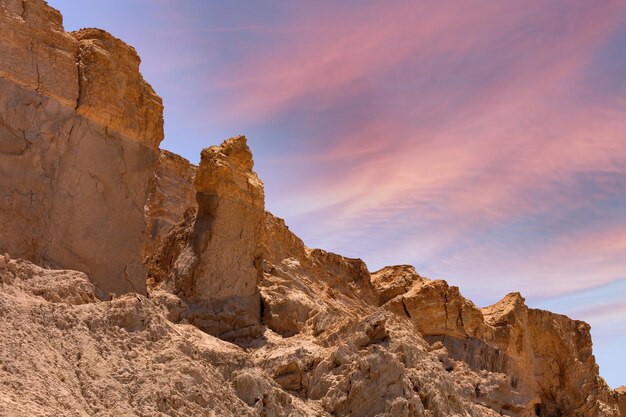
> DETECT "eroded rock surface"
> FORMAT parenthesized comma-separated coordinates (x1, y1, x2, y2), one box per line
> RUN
(373, 266, 621, 416)
(148, 136, 264, 340)
(144, 149, 197, 256)
(0, 0, 162, 296)
(0, 1, 624, 416)
(0, 255, 320, 417)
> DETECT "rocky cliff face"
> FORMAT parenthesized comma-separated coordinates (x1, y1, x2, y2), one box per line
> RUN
(0, 1, 623, 416)
(0, 0, 163, 296)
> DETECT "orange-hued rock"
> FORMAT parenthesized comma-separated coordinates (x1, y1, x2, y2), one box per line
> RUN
(73, 28, 164, 149)
(617, 387, 626, 416)
(0, 2, 163, 147)
(0, 0, 162, 296)
(372, 265, 621, 416)
(0, 0, 78, 107)
(144, 149, 197, 256)
(0, 2, 624, 416)
(190, 135, 265, 302)
(149, 136, 265, 340)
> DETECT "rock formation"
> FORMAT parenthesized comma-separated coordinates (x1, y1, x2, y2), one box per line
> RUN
(0, 0, 163, 296)
(148, 136, 265, 341)
(144, 149, 197, 256)
(0, 1, 623, 416)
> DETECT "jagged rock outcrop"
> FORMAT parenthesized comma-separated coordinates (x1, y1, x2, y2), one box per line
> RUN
(0, 255, 321, 417)
(0, 0, 78, 107)
(617, 388, 626, 416)
(0, 0, 163, 296)
(148, 136, 265, 340)
(73, 28, 164, 148)
(0, 2, 624, 417)
(373, 266, 621, 416)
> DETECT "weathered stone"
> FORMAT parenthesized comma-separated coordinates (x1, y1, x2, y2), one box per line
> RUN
(0, 0, 163, 296)
(73, 28, 164, 149)
(144, 149, 197, 257)
(1, 2, 624, 416)
(151, 135, 264, 340)
(0, 255, 319, 417)
(617, 387, 626, 417)
(371, 264, 421, 304)
(373, 266, 621, 417)
(0, 0, 78, 107)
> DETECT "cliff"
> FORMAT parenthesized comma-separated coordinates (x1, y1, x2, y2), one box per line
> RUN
(0, 1, 623, 416)
(0, 0, 163, 296)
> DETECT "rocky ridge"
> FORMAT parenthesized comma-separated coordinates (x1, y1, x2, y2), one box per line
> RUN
(0, 1, 624, 416)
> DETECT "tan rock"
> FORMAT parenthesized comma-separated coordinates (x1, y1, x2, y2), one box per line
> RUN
(0, 0, 78, 107)
(371, 264, 421, 304)
(0, 2, 163, 148)
(144, 149, 197, 257)
(1, 3, 625, 416)
(617, 387, 626, 417)
(73, 28, 164, 149)
(190, 135, 264, 301)
(374, 266, 622, 416)
(0, 0, 163, 296)
(388, 277, 489, 339)
(150, 135, 264, 340)
(0, 255, 321, 417)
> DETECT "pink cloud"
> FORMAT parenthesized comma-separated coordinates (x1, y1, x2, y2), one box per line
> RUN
(206, 1, 622, 123)
(134, 0, 626, 301)
(252, 0, 626, 298)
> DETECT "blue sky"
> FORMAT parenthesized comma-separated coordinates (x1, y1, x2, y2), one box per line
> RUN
(49, 0, 626, 387)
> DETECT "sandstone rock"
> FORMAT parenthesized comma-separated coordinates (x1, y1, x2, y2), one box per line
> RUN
(1, 3, 624, 416)
(371, 264, 421, 304)
(150, 135, 264, 340)
(189, 135, 264, 301)
(144, 149, 197, 257)
(0, 0, 78, 107)
(386, 276, 490, 340)
(255, 212, 383, 341)
(0, 0, 163, 296)
(73, 28, 164, 149)
(0, 256, 320, 417)
(375, 267, 622, 417)
(617, 387, 626, 417)
(0, 253, 99, 304)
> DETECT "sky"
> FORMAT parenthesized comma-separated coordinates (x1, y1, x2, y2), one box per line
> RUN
(48, 0, 626, 388)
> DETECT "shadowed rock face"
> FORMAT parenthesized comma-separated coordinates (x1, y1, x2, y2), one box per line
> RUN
(0, 1, 624, 416)
(0, 0, 163, 296)
(144, 150, 197, 257)
(617, 388, 626, 416)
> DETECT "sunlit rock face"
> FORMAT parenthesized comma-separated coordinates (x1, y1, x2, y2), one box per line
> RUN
(0, 1, 624, 416)
(148, 136, 265, 340)
(0, 0, 163, 296)
(375, 266, 619, 417)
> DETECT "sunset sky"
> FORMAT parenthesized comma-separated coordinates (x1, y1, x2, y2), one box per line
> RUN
(49, 0, 626, 387)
